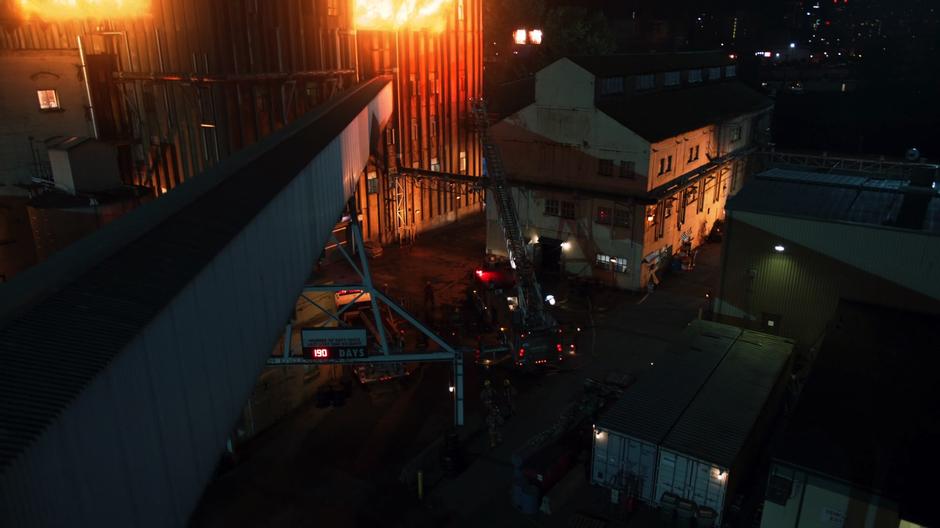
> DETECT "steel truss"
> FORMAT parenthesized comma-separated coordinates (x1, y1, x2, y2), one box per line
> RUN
(266, 213, 464, 426)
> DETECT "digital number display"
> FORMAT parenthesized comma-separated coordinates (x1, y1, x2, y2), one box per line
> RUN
(312, 348, 329, 358)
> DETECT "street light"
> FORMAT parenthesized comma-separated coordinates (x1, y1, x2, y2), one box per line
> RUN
(774, 244, 786, 252)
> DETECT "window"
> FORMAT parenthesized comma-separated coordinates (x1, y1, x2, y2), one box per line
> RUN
(596, 206, 612, 224)
(714, 170, 723, 202)
(666, 155, 673, 173)
(326, 0, 338, 16)
(619, 160, 635, 179)
(664, 200, 673, 218)
(708, 67, 721, 80)
(560, 200, 575, 219)
(37, 89, 60, 110)
(688, 69, 702, 83)
(386, 127, 397, 145)
(430, 116, 437, 137)
(613, 207, 631, 227)
(697, 181, 706, 212)
(725, 65, 737, 77)
(613, 257, 630, 273)
(659, 158, 666, 176)
(595, 254, 612, 268)
(688, 145, 700, 162)
(459, 150, 467, 173)
(636, 74, 655, 90)
(600, 77, 624, 95)
(430, 157, 440, 171)
(366, 170, 378, 194)
(729, 125, 742, 142)
(598, 159, 614, 177)
(664, 71, 680, 86)
(544, 198, 559, 216)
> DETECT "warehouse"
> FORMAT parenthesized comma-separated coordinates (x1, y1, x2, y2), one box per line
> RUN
(759, 301, 940, 528)
(592, 320, 793, 525)
(714, 167, 940, 346)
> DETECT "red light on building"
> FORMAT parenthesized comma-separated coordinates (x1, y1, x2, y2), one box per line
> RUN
(518, 347, 525, 358)
(556, 343, 563, 353)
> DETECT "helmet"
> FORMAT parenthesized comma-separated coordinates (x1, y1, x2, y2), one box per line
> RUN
(503, 379, 511, 387)
(484, 379, 492, 387)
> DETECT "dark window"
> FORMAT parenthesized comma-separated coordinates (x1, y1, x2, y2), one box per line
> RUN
(666, 155, 673, 173)
(619, 160, 636, 178)
(689, 145, 700, 162)
(560, 201, 575, 219)
(688, 69, 702, 83)
(729, 125, 742, 142)
(596, 206, 612, 224)
(544, 198, 559, 216)
(598, 159, 614, 177)
(613, 207, 631, 227)
(664, 71, 680, 86)
(367, 171, 378, 194)
(658, 158, 666, 175)
(725, 65, 737, 77)
(636, 74, 655, 90)
(600, 77, 624, 95)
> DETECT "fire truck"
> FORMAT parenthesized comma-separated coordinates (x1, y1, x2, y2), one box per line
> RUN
(471, 101, 566, 370)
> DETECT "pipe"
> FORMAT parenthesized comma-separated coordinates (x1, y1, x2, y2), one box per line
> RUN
(111, 69, 357, 83)
(77, 35, 99, 139)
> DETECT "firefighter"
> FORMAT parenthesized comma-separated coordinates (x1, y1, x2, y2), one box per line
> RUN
(424, 280, 436, 312)
(502, 378, 517, 419)
(480, 379, 496, 412)
(486, 407, 503, 448)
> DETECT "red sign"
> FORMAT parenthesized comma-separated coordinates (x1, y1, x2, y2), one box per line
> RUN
(311, 348, 329, 359)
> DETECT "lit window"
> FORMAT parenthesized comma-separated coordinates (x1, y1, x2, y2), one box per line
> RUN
(598, 159, 614, 177)
(596, 206, 612, 224)
(431, 157, 440, 171)
(459, 151, 467, 173)
(729, 125, 742, 142)
(613, 257, 630, 273)
(37, 89, 60, 110)
(664, 71, 680, 86)
(688, 69, 702, 83)
(544, 198, 559, 216)
(636, 74, 655, 90)
(600, 77, 623, 95)
(595, 254, 612, 268)
(327, 0, 338, 17)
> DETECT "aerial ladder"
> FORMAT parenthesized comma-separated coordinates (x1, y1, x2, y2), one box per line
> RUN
(471, 99, 561, 367)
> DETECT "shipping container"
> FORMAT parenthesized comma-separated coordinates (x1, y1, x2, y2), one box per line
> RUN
(655, 450, 728, 519)
(591, 320, 743, 501)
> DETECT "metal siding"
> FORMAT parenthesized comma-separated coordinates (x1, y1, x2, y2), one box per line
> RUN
(656, 450, 728, 522)
(0, 80, 393, 526)
(591, 432, 660, 503)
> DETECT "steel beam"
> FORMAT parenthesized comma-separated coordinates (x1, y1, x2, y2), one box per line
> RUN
(266, 352, 457, 366)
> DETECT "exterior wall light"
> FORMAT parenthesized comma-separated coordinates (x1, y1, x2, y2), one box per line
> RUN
(561, 241, 572, 251)
(773, 244, 785, 252)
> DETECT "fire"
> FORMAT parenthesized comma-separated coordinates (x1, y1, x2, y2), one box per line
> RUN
(355, 0, 453, 32)
(17, 0, 150, 21)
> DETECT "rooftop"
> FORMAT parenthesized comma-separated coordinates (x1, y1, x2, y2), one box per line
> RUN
(569, 51, 731, 77)
(726, 168, 940, 234)
(775, 301, 940, 526)
(662, 331, 792, 468)
(597, 81, 772, 142)
(597, 320, 741, 442)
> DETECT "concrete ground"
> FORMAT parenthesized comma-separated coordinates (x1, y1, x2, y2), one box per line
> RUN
(189, 212, 725, 527)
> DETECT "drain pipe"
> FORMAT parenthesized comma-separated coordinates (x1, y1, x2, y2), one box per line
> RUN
(77, 35, 99, 139)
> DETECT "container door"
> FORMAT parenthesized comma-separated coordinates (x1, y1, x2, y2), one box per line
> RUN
(624, 437, 658, 502)
(591, 429, 625, 487)
(655, 449, 694, 504)
(690, 461, 727, 523)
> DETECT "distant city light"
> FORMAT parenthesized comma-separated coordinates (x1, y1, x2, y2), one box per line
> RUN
(789, 42, 796, 48)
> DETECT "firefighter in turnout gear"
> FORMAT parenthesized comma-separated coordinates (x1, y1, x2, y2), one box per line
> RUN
(480, 379, 496, 412)
(481, 379, 503, 448)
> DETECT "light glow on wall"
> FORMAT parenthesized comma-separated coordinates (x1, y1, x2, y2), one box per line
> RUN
(355, 0, 452, 32)
(17, 0, 150, 20)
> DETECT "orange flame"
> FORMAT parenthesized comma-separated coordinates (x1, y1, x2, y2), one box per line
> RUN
(17, 0, 150, 21)
(355, 0, 453, 32)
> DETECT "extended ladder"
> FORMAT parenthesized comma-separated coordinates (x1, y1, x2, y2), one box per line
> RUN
(471, 99, 548, 330)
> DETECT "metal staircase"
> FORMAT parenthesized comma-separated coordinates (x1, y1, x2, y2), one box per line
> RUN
(471, 99, 548, 330)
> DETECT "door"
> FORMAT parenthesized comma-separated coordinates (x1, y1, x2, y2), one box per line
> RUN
(538, 237, 562, 272)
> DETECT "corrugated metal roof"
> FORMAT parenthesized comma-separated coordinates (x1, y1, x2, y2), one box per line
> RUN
(569, 52, 731, 77)
(0, 78, 391, 471)
(596, 321, 742, 442)
(727, 168, 940, 233)
(661, 331, 792, 468)
(597, 82, 772, 142)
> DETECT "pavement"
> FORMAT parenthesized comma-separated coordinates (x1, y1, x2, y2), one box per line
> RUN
(189, 212, 725, 527)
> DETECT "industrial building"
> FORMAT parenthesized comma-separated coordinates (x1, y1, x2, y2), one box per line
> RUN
(759, 301, 940, 528)
(714, 167, 940, 346)
(486, 51, 772, 290)
(592, 320, 793, 525)
(0, 0, 482, 280)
